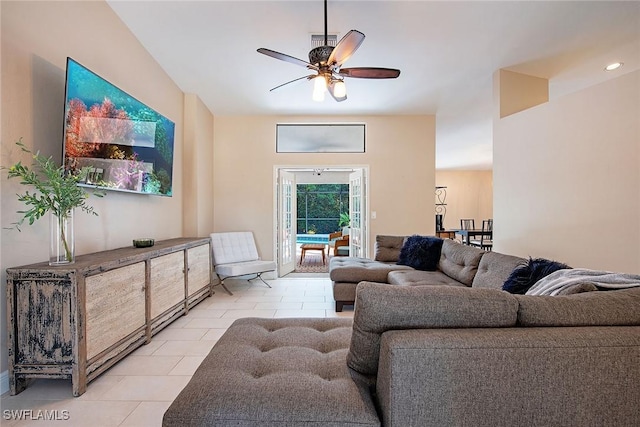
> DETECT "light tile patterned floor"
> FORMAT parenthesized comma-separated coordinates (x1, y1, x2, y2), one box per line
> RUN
(1, 275, 352, 426)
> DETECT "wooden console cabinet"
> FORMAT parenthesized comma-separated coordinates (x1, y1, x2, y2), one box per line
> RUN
(6, 237, 212, 396)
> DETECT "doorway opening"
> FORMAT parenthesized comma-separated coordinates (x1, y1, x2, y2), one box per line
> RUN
(274, 166, 369, 277)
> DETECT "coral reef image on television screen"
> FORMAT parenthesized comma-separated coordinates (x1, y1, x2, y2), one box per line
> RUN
(63, 58, 175, 196)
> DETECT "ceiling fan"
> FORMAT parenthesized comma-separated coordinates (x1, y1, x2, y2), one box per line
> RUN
(257, 0, 401, 102)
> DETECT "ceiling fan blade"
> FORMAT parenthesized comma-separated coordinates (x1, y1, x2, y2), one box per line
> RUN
(327, 30, 365, 67)
(328, 81, 347, 102)
(339, 67, 401, 79)
(257, 48, 319, 70)
(270, 75, 315, 92)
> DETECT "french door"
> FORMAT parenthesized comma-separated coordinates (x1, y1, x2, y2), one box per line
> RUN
(277, 170, 297, 276)
(275, 166, 368, 276)
(349, 169, 367, 258)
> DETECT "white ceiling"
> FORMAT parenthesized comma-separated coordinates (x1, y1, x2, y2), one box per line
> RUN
(107, 0, 640, 169)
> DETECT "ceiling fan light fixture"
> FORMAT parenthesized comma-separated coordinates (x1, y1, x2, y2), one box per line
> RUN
(312, 75, 327, 101)
(333, 80, 347, 98)
(257, 0, 400, 101)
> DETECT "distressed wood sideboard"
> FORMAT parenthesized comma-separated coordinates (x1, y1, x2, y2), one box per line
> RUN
(6, 237, 213, 397)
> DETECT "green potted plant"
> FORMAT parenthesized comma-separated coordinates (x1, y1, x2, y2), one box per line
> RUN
(3, 139, 104, 265)
(338, 213, 351, 228)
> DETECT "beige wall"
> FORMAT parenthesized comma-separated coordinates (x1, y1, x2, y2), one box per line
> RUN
(213, 115, 436, 259)
(435, 170, 493, 231)
(1, 1, 187, 375)
(183, 94, 215, 237)
(494, 70, 640, 274)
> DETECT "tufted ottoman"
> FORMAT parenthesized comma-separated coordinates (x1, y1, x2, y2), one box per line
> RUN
(163, 317, 380, 427)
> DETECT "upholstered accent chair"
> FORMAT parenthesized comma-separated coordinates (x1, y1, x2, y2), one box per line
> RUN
(210, 231, 276, 295)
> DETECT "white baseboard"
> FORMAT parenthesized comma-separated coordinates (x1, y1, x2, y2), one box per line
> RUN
(1, 370, 9, 395)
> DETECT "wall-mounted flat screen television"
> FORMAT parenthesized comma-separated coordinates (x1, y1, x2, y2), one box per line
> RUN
(62, 57, 175, 196)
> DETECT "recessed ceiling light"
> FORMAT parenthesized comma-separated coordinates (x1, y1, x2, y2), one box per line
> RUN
(604, 62, 623, 72)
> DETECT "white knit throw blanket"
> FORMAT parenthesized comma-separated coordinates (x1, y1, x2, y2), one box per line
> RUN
(526, 268, 640, 296)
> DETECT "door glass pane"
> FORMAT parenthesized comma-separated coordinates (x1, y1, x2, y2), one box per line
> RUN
(282, 177, 292, 264)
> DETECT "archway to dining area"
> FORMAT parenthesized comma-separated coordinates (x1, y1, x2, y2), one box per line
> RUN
(435, 169, 493, 242)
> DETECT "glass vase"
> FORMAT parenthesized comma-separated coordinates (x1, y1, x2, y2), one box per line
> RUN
(50, 209, 74, 265)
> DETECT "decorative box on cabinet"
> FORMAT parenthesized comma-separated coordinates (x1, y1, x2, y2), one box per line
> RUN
(6, 237, 212, 397)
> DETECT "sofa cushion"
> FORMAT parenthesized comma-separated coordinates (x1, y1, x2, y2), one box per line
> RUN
(502, 257, 571, 294)
(397, 235, 444, 271)
(387, 269, 467, 287)
(163, 317, 380, 427)
(438, 239, 486, 286)
(374, 235, 406, 262)
(329, 257, 411, 283)
(515, 287, 640, 326)
(347, 282, 519, 376)
(471, 251, 527, 290)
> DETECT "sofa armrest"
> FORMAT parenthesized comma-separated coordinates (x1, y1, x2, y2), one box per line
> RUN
(376, 326, 640, 427)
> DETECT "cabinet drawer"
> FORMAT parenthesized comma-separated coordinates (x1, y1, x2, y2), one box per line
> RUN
(85, 263, 146, 360)
(187, 244, 211, 296)
(150, 251, 185, 319)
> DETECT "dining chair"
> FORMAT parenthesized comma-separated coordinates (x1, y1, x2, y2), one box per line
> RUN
(470, 219, 493, 251)
(459, 219, 475, 244)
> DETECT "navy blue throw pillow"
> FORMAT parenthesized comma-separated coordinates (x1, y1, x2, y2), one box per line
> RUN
(502, 257, 571, 294)
(397, 235, 444, 271)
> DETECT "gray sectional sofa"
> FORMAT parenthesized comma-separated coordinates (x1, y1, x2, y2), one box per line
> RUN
(164, 235, 640, 426)
(330, 235, 524, 311)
